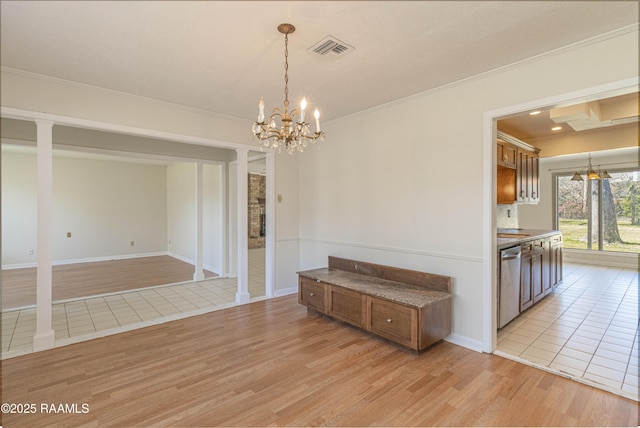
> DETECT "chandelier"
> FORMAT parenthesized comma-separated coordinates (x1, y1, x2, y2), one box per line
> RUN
(570, 153, 612, 181)
(252, 23, 324, 154)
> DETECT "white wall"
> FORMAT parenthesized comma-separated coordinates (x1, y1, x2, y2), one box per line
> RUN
(298, 28, 639, 350)
(1, 150, 37, 266)
(166, 162, 225, 274)
(274, 153, 300, 294)
(2, 149, 168, 267)
(166, 163, 196, 263)
(203, 164, 224, 274)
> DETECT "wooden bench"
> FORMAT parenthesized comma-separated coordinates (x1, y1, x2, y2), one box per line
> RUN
(297, 256, 452, 351)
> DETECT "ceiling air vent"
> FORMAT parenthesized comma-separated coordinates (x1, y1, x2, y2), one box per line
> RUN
(308, 36, 354, 59)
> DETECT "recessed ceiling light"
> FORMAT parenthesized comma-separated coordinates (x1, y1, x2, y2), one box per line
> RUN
(529, 110, 542, 115)
(551, 126, 562, 131)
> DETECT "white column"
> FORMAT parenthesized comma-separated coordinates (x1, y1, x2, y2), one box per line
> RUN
(193, 162, 205, 281)
(33, 119, 55, 351)
(235, 149, 250, 304)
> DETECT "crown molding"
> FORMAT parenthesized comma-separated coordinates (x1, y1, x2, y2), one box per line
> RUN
(0, 66, 252, 124)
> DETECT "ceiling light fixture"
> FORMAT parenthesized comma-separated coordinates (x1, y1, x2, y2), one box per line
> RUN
(551, 126, 563, 131)
(570, 153, 612, 181)
(529, 110, 542, 115)
(252, 23, 325, 155)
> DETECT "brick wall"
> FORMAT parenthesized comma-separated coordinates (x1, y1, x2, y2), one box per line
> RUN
(248, 174, 266, 249)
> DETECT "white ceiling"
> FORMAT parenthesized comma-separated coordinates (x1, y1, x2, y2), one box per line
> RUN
(1, 1, 638, 124)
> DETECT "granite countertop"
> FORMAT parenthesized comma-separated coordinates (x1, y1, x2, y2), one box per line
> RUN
(497, 228, 561, 249)
(297, 268, 451, 309)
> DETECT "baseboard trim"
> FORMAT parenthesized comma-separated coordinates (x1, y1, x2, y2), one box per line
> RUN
(274, 287, 298, 297)
(444, 333, 483, 353)
(2, 252, 169, 270)
(167, 252, 221, 276)
(564, 249, 639, 269)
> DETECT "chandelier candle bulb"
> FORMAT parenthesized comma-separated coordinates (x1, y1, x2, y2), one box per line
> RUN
(314, 108, 321, 132)
(300, 98, 307, 122)
(258, 96, 265, 122)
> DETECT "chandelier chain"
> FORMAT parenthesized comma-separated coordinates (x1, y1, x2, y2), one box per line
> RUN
(283, 33, 289, 108)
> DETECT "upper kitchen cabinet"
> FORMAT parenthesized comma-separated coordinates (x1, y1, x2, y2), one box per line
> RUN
(497, 138, 517, 169)
(516, 147, 540, 203)
(496, 131, 540, 205)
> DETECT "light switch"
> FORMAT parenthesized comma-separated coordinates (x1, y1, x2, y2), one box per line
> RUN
(277, 194, 283, 203)
(67, 232, 72, 238)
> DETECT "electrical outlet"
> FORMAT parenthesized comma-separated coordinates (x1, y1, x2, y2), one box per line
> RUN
(29, 249, 34, 256)
(130, 241, 135, 246)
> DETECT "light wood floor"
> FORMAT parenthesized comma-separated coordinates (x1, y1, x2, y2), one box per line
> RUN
(1, 256, 217, 309)
(1, 295, 637, 427)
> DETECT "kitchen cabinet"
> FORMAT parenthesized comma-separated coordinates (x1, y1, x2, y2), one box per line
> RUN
(497, 167, 517, 205)
(531, 239, 549, 303)
(516, 148, 540, 203)
(520, 242, 534, 311)
(550, 235, 563, 288)
(517, 235, 558, 313)
(496, 131, 540, 205)
(497, 138, 517, 168)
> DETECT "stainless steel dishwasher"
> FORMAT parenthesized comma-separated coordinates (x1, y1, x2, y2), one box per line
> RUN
(499, 246, 521, 329)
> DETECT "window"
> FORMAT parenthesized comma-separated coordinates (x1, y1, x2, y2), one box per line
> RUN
(555, 169, 640, 253)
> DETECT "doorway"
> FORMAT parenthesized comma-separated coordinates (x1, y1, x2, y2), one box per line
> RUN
(483, 78, 639, 400)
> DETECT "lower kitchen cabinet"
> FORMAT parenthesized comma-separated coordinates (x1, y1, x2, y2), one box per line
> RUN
(520, 242, 534, 312)
(531, 239, 550, 304)
(518, 234, 561, 313)
(550, 235, 563, 288)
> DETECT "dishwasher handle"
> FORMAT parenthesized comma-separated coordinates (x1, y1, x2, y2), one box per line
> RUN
(502, 253, 521, 261)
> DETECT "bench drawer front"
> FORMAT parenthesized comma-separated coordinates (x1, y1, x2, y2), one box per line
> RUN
(368, 297, 417, 349)
(299, 277, 326, 312)
(328, 286, 365, 328)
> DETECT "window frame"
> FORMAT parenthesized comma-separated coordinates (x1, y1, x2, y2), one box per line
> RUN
(553, 166, 640, 253)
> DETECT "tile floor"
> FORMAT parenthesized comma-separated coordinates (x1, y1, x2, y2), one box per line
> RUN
(497, 262, 639, 401)
(1, 249, 267, 359)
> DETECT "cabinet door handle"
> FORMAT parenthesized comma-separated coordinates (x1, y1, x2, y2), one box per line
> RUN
(310, 292, 315, 297)
(387, 318, 393, 323)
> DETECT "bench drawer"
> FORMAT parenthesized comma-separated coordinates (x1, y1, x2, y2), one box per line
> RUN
(328, 286, 365, 328)
(299, 277, 326, 312)
(367, 297, 417, 349)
